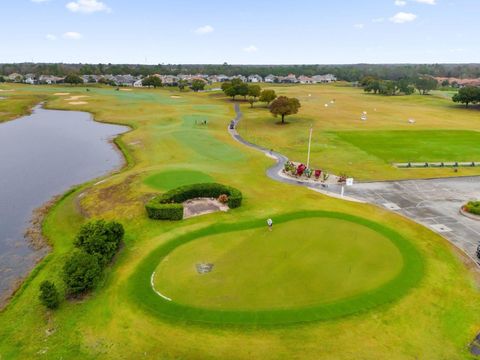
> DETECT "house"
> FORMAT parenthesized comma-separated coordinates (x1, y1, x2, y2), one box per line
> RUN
(8, 73, 23, 82)
(264, 74, 277, 83)
(279, 74, 297, 83)
(161, 75, 179, 86)
(298, 75, 314, 84)
(133, 79, 143, 87)
(39, 75, 64, 84)
(312, 74, 337, 83)
(247, 74, 263, 83)
(113, 74, 137, 86)
(232, 75, 247, 82)
(24, 74, 36, 84)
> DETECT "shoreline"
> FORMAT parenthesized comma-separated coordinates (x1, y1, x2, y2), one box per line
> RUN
(0, 102, 132, 312)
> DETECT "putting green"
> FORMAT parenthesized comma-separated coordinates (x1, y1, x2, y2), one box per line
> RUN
(143, 169, 213, 190)
(129, 211, 423, 325)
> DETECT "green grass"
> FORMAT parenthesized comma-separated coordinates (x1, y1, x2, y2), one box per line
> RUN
(334, 130, 480, 163)
(143, 169, 214, 190)
(131, 211, 422, 325)
(0, 83, 479, 359)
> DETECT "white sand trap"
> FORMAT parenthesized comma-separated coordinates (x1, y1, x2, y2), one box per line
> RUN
(183, 198, 229, 219)
(120, 88, 132, 91)
(53, 92, 70, 96)
(65, 95, 89, 101)
(170, 95, 181, 99)
(0, 89, 14, 92)
(69, 101, 88, 105)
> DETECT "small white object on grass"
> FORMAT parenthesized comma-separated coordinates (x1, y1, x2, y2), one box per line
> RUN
(308, 94, 312, 97)
(408, 118, 416, 124)
(324, 104, 328, 107)
(330, 100, 334, 104)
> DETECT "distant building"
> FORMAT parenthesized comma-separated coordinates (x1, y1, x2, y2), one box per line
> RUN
(8, 73, 23, 82)
(24, 74, 36, 84)
(264, 74, 277, 83)
(312, 74, 337, 83)
(247, 74, 263, 83)
(298, 75, 314, 84)
(39, 75, 64, 84)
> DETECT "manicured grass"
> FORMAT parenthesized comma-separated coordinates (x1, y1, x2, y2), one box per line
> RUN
(237, 83, 480, 180)
(0, 84, 479, 359)
(334, 130, 480, 163)
(141, 211, 420, 325)
(143, 169, 214, 190)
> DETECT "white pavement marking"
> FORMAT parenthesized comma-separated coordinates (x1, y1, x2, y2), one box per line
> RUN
(383, 202, 401, 210)
(430, 224, 453, 233)
(150, 271, 172, 301)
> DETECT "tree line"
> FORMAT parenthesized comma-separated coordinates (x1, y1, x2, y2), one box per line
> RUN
(3, 62, 480, 82)
(360, 76, 438, 96)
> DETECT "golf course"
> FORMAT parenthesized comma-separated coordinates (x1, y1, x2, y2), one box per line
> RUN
(0, 82, 480, 359)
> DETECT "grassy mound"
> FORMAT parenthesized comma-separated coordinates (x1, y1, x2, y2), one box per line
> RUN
(129, 211, 423, 325)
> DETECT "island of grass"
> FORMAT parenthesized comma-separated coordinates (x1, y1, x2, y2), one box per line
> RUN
(145, 183, 242, 220)
(130, 211, 423, 325)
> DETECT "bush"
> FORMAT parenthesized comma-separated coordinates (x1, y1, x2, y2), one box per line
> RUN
(39, 280, 60, 309)
(74, 220, 124, 266)
(218, 194, 228, 204)
(145, 203, 183, 220)
(63, 252, 102, 296)
(146, 183, 243, 220)
(465, 201, 480, 215)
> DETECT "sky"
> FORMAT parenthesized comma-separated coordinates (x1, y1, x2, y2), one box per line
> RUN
(1, 0, 479, 64)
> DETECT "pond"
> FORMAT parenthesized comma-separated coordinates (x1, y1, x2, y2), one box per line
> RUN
(0, 105, 128, 306)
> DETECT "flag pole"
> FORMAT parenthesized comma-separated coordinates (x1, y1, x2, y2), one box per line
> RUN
(306, 124, 313, 168)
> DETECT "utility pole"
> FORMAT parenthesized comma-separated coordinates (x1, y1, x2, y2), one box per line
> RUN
(306, 124, 313, 168)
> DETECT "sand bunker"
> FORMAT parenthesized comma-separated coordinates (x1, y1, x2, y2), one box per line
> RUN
(183, 198, 229, 219)
(69, 101, 88, 105)
(0, 89, 14, 92)
(120, 88, 132, 91)
(53, 92, 70, 96)
(170, 95, 181, 99)
(65, 95, 89, 101)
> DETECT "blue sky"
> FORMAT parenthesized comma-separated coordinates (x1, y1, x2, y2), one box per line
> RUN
(1, 0, 478, 64)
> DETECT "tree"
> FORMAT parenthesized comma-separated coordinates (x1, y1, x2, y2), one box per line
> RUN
(363, 79, 381, 94)
(397, 79, 415, 95)
(259, 89, 277, 105)
(74, 220, 124, 266)
(142, 76, 162, 88)
(414, 77, 437, 95)
(247, 84, 261, 99)
(178, 79, 188, 91)
(39, 280, 60, 309)
(63, 252, 102, 295)
(191, 79, 206, 92)
(64, 74, 83, 85)
(247, 96, 257, 108)
(221, 78, 248, 100)
(98, 77, 116, 86)
(269, 96, 301, 124)
(0, 76, 5, 83)
(453, 86, 480, 108)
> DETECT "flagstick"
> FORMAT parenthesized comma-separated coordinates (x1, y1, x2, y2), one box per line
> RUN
(306, 125, 313, 168)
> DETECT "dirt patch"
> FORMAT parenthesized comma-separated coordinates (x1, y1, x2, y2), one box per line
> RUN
(0, 89, 14, 92)
(69, 101, 88, 105)
(183, 198, 229, 219)
(53, 92, 70, 96)
(120, 89, 132, 91)
(65, 95, 89, 101)
(24, 195, 60, 250)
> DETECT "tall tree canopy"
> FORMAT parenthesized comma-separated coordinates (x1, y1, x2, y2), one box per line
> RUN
(453, 86, 480, 108)
(142, 75, 162, 88)
(269, 96, 301, 124)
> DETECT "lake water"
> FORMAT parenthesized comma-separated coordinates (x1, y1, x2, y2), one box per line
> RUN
(0, 105, 128, 306)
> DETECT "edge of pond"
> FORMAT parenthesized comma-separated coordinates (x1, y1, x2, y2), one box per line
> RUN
(0, 102, 135, 312)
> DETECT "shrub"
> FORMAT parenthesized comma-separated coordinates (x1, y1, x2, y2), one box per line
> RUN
(146, 202, 184, 220)
(63, 252, 102, 296)
(74, 220, 124, 266)
(465, 201, 480, 215)
(146, 183, 243, 220)
(39, 280, 60, 309)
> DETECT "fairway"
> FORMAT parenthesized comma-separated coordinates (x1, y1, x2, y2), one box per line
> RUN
(335, 130, 480, 163)
(143, 169, 213, 190)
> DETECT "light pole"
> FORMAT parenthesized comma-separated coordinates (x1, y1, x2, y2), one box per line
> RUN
(306, 124, 313, 168)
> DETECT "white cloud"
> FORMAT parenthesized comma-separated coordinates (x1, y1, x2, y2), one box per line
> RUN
(413, 0, 436, 4)
(243, 45, 258, 53)
(66, 0, 111, 13)
(394, 0, 407, 6)
(354, 23, 365, 29)
(31, 0, 50, 2)
(194, 25, 214, 35)
(372, 17, 385, 23)
(62, 31, 83, 40)
(390, 12, 417, 23)
(46, 34, 57, 40)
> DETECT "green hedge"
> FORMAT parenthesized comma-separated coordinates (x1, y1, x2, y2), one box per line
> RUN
(146, 203, 184, 220)
(465, 201, 480, 215)
(146, 183, 243, 220)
